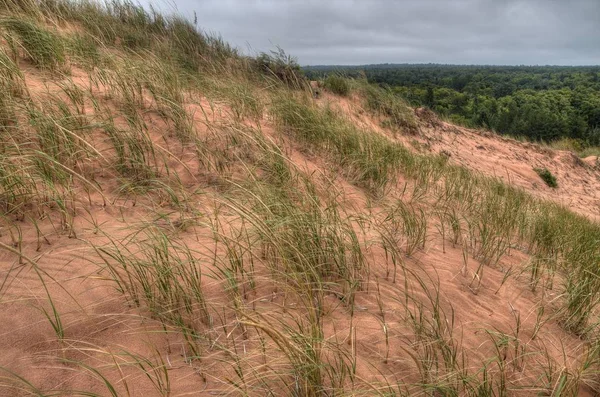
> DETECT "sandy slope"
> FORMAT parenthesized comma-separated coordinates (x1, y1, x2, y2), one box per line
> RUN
(1, 67, 599, 396)
(322, 91, 600, 220)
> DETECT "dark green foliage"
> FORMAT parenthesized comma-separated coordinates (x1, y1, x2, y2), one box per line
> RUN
(1, 18, 65, 70)
(305, 64, 600, 146)
(534, 167, 558, 188)
(323, 75, 350, 96)
(425, 86, 435, 108)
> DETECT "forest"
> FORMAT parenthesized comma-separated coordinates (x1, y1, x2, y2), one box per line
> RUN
(304, 64, 600, 146)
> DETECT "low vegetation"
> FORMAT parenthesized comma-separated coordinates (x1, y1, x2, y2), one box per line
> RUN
(1, 17, 66, 71)
(534, 167, 558, 188)
(305, 64, 600, 147)
(357, 80, 419, 133)
(0, 0, 600, 396)
(323, 74, 350, 96)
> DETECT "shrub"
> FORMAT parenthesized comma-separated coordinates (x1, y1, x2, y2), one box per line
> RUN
(323, 74, 350, 96)
(534, 167, 558, 188)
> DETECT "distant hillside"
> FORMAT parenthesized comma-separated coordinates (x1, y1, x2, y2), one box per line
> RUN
(305, 64, 600, 147)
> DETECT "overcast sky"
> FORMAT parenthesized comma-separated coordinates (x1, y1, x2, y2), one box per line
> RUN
(146, 0, 600, 66)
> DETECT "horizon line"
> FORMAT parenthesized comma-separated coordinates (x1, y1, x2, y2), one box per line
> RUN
(302, 62, 600, 68)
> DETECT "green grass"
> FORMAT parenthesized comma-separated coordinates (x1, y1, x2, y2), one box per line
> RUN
(272, 93, 409, 195)
(0, 46, 26, 97)
(66, 32, 101, 68)
(357, 80, 419, 134)
(547, 137, 600, 159)
(323, 74, 350, 96)
(534, 167, 558, 188)
(270, 86, 600, 335)
(255, 47, 305, 89)
(1, 18, 65, 71)
(382, 200, 427, 257)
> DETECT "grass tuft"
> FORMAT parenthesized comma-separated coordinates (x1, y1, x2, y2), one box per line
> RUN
(323, 74, 350, 96)
(1, 17, 65, 71)
(534, 167, 558, 188)
(358, 81, 419, 134)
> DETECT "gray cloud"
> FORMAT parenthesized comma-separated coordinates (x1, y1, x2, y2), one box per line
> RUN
(145, 0, 600, 65)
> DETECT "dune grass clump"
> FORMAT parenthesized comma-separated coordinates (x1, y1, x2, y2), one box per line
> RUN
(0, 46, 25, 96)
(1, 18, 65, 71)
(95, 229, 211, 327)
(534, 167, 558, 188)
(245, 177, 365, 299)
(3, 0, 241, 74)
(0, 94, 13, 131)
(0, 49, 22, 131)
(66, 33, 101, 68)
(212, 151, 364, 395)
(28, 108, 82, 180)
(255, 47, 306, 89)
(272, 93, 409, 195)
(359, 82, 419, 134)
(0, 49, 23, 132)
(0, 154, 38, 217)
(323, 74, 350, 96)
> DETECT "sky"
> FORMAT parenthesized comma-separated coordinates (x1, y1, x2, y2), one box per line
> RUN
(146, 0, 600, 66)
